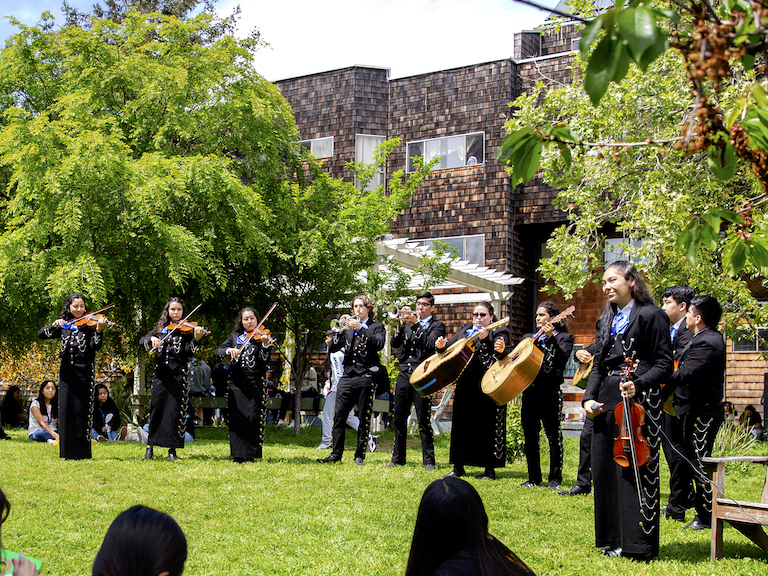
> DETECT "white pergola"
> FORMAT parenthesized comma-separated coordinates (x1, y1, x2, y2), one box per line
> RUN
(375, 237, 525, 315)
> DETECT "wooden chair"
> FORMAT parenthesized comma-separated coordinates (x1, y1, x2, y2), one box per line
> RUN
(702, 455, 768, 560)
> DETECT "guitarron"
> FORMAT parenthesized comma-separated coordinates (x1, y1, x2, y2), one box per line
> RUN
(481, 306, 575, 405)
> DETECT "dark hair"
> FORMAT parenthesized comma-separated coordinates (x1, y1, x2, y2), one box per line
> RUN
(416, 291, 435, 306)
(536, 301, 569, 332)
(36, 380, 58, 420)
(473, 301, 495, 321)
(60, 293, 87, 320)
(233, 306, 257, 333)
(595, 261, 653, 350)
(93, 383, 112, 407)
(690, 295, 722, 328)
(156, 297, 184, 333)
(405, 477, 525, 576)
(92, 505, 187, 576)
(352, 294, 375, 320)
(724, 401, 736, 416)
(0, 487, 8, 551)
(661, 285, 694, 308)
(3, 385, 20, 403)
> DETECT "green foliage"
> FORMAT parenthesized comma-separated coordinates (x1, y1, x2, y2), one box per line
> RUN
(0, 10, 298, 341)
(505, 398, 525, 462)
(712, 419, 758, 456)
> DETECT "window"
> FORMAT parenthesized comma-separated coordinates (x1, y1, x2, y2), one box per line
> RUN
(604, 237, 645, 265)
(732, 329, 768, 352)
(571, 38, 580, 51)
(406, 132, 485, 173)
(355, 134, 386, 191)
(298, 136, 333, 159)
(412, 234, 485, 266)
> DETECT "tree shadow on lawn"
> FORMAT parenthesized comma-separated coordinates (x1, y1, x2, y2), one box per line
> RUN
(660, 539, 768, 562)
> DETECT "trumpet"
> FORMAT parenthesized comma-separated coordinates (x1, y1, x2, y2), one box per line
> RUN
(388, 305, 415, 321)
(330, 314, 359, 333)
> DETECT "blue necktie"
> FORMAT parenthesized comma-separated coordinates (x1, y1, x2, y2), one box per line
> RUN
(611, 311, 628, 336)
(420, 320, 428, 330)
(670, 325, 677, 342)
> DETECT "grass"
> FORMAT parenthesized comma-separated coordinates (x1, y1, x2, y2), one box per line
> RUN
(1, 425, 768, 576)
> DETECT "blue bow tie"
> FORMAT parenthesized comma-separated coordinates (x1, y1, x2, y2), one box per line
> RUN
(611, 311, 629, 336)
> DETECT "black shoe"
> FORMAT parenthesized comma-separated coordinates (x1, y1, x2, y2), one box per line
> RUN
(168, 448, 178, 461)
(144, 446, 154, 460)
(558, 484, 590, 496)
(424, 464, 436, 471)
(354, 457, 365, 466)
(317, 455, 341, 463)
(446, 465, 465, 477)
(546, 480, 561, 490)
(662, 505, 685, 522)
(383, 462, 403, 468)
(520, 480, 540, 488)
(684, 517, 709, 530)
(480, 468, 496, 480)
(600, 547, 622, 557)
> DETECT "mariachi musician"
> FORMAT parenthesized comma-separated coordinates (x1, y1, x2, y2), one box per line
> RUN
(582, 261, 672, 559)
(317, 295, 385, 466)
(436, 301, 510, 480)
(520, 301, 574, 490)
(386, 291, 445, 471)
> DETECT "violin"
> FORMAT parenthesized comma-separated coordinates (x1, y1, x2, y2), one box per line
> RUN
(63, 304, 118, 329)
(166, 320, 211, 336)
(613, 357, 650, 469)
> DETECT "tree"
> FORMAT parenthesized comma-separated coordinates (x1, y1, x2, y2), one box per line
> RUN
(0, 10, 297, 344)
(231, 141, 436, 435)
(499, 0, 768, 336)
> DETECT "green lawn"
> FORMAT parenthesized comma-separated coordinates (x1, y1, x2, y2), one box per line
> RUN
(1, 426, 767, 575)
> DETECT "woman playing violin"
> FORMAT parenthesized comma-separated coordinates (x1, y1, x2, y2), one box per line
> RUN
(139, 297, 206, 461)
(436, 302, 510, 480)
(215, 307, 272, 462)
(582, 261, 672, 559)
(38, 293, 108, 460)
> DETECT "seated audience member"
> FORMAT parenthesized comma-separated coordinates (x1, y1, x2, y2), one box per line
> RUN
(405, 477, 536, 576)
(723, 401, 737, 421)
(740, 404, 763, 437)
(91, 384, 127, 442)
(277, 366, 320, 427)
(2, 386, 27, 429)
(0, 487, 40, 576)
(92, 505, 187, 576)
(27, 381, 59, 444)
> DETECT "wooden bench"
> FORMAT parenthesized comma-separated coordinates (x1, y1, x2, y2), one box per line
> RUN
(702, 455, 768, 560)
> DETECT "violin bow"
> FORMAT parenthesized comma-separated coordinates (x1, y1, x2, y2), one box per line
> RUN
(63, 303, 116, 328)
(154, 302, 203, 348)
(235, 302, 278, 359)
(620, 356, 645, 510)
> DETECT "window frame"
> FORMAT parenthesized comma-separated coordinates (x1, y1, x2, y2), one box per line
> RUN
(406, 132, 485, 173)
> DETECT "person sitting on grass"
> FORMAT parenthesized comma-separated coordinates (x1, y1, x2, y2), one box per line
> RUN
(27, 381, 59, 445)
(405, 476, 537, 576)
(92, 505, 187, 576)
(1, 386, 27, 429)
(740, 404, 763, 438)
(0, 487, 40, 576)
(91, 384, 127, 442)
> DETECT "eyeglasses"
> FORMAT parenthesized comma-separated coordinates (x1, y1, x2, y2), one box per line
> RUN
(416, 301, 431, 307)
(472, 312, 488, 317)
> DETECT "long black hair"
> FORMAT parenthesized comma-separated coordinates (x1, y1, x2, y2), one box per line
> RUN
(2, 385, 20, 405)
(0, 487, 9, 551)
(233, 306, 257, 333)
(155, 297, 184, 333)
(595, 261, 653, 350)
(35, 380, 58, 420)
(60, 293, 87, 320)
(405, 477, 533, 576)
(92, 505, 187, 576)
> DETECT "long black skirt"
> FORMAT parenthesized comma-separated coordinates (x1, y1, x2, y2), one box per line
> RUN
(450, 362, 506, 469)
(58, 363, 94, 460)
(148, 365, 187, 449)
(228, 381, 266, 460)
